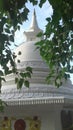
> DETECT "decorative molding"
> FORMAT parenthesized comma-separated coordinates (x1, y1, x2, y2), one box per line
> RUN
(4, 97, 65, 106)
(1, 85, 73, 102)
(16, 61, 48, 69)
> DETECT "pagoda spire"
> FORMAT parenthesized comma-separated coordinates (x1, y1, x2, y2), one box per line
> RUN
(24, 9, 42, 41)
(29, 9, 39, 30)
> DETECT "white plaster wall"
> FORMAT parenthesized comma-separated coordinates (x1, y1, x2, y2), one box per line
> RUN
(15, 41, 42, 63)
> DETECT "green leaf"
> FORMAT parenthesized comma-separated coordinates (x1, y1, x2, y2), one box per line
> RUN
(26, 67, 32, 73)
(1, 78, 6, 82)
(0, 71, 4, 76)
(0, 0, 3, 11)
(29, 0, 38, 5)
(20, 72, 26, 78)
(15, 77, 18, 83)
(17, 78, 24, 89)
(25, 72, 31, 78)
(0, 99, 5, 112)
(39, 0, 46, 7)
(55, 77, 62, 88)
(24, 80, 29, 88)
(37, 32, 43, 37)
(9, 35, 14, 42)
(21, 8, 29, 21)
(5, 28, 10, 33)
(17, 25, 20, 30)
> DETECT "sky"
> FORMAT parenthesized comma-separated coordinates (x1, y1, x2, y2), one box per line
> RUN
(14, 0, 73, 84)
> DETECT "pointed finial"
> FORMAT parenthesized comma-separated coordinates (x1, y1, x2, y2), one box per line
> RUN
(29, 9, 38, 30)
(33, 8, 36, 16)
(24, 9, 43, 41)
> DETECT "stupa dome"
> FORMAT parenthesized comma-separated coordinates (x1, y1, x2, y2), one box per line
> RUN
(15, 9, 43, 65)
(0, 10, 73, 106)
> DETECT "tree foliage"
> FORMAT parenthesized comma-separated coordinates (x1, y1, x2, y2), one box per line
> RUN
(37, 0, 73, 87)
(0, 0, 35, 91)
(0, 0, 73, 110)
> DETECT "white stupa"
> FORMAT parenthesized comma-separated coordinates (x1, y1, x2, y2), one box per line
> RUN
(0, 10, 73, 130)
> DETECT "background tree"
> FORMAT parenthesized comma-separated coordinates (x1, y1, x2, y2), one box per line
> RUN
(37, 0, 73, 87)
(0, 0, 73, 110)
